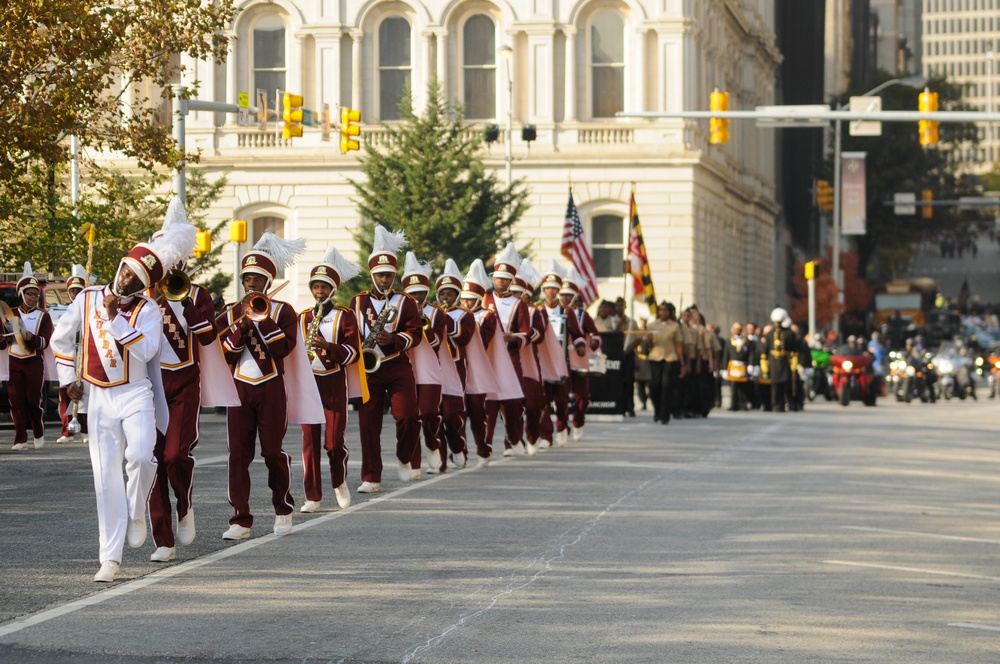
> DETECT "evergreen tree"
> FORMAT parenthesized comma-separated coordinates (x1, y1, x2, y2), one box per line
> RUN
(345, 78, 529, 301)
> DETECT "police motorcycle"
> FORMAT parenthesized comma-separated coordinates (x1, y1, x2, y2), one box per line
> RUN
(931, 338, 976, 400)
(807, 347, 834, 401)
(898, 348, 937, 403)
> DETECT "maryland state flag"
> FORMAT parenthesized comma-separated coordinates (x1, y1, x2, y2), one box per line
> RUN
(627, 193, 657, 316)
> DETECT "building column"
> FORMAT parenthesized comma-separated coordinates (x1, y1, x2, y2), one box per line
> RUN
(315, 33, 343, 111)
(351, 31, 363, 116)
(435, 28, 449, 107)
(527, 31, 553, 123)
(564, 27, 577, 122)
(418, 30, 434, 112)
(633, 28, 646, 113)
(290, 34, 304, 99)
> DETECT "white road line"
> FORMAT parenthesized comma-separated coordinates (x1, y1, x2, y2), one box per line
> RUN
(0, 462, 488, 638)
(194, 454, 228, 466)
(824, 560, 1000, 582)
(842, 526, 1000, 545)
(949, 623, 1000, 632)
(842, 480, 964, 494)
(847, 500, 1000, 517)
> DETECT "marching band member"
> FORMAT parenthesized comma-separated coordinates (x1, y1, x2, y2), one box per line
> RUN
(434, 259, 482, 470)
(349, 226, 423, 492)
(400, 252, 454, 476)
(219, 232, 322, 541)
(539, 260, 585, 447)
(3, 263, 53, 450)
(299, 245, 361, 513)
(561, 267, 601, 441)
(509, 258, 549, 452)
(460, 259, 517, 466)
(53, 235, 182, 582)
(147, 199, 239, 562)
(56, 265, 89, 444)
(483, 243, 532, 456)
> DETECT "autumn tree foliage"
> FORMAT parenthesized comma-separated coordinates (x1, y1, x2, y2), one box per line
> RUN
(791, 246, 875, 328)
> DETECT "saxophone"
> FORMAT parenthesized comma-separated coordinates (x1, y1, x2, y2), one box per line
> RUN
(305, 301, 331, 363)
(361, 304, 398, 373)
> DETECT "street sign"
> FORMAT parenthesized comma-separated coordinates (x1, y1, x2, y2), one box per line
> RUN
(302, 108, 316, 127)
(849, 96, 882, 136)
(238, 91, 249, 108)
(754, 105, 829, 127)
(893, 192, 916, 215)
(237, 91, 250, 127)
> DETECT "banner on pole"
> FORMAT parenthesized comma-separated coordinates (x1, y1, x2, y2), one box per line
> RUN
(840, 151, 868, 235)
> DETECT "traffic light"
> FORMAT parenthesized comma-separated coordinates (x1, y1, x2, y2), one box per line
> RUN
(918, 89, 939, 146)
(194, 230, 211, 258)
(921, 189, 933, 219)
(816, 180, 834, 213)
(283, 92, 304, 140)
(340, 107, 361, 153)
(709, 89, 729, 144)
(804, 260, 819, 281)
(229, 219, 247, 243)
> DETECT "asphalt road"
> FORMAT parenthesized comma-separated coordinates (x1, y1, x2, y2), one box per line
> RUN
(2, 394, 1000, 662)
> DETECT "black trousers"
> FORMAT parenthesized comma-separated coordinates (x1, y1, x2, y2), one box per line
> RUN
(650, 360, 681, 423)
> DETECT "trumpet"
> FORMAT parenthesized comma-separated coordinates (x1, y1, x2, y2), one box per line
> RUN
(216, 281, 289, 328)
(156, 265, 203, 302)
(421, 314, 432, 333)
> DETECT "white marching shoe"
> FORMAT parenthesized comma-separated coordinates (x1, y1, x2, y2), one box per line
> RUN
(126, 516, 147, 548)
(357, 481, 380, 493)
(222, 524, 251, 540)
(572, 426, 584, 441)
(334, 482, 352, 509)
(150, 546, 175, 562)
(555, 429, 569, 447)
(56, 435, 73, 444)
(273, 514, 293, 537)
(502, 447, 515, 457)
(33, 437, 45, 449)
(426, 448, 442, 474)
(450, 452, 467, 469)
(477, 456, 490, 468)
(525, 441, 538, 456)
(410, 468, 422, 481)
(537, 439, 552, 450)
(93, 561, 120, 583)
(300, 500, 321, 513)
(177, 510, 196, 546)
(10, 443, 27, 451)
(397, 460, 412, 482)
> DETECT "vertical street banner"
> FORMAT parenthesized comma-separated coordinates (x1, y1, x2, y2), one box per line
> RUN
(627, 193, 657, 316)
(840, 151, 868, 235)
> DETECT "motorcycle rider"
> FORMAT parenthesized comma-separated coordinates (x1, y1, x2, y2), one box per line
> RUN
(902, 337, 936, 403)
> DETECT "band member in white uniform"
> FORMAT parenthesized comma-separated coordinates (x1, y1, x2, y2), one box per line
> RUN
(53, 232, 191, 582)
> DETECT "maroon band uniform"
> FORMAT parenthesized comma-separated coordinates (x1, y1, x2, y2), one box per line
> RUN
(3, 305, 53, 446)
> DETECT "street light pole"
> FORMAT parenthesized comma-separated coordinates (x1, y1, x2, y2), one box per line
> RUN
(500, 45, 513, 193)
(830, 74, 925, 339)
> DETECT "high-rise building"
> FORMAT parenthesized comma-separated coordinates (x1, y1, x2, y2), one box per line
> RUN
(922, 0, 1000, 169)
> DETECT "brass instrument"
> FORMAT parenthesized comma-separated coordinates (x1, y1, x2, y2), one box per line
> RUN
(421, 314, 432, 333)
(305, 301, 331, 363)
(216, 281, 289, 328)
(361, 304, 398, 373)
(0, 302, 27, 351)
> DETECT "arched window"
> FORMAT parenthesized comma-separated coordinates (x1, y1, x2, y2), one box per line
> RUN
(591, 12, 624, 119)
(590, 213, 624, 278)
(253, 15, 286, 97)
(252, 216, 288, 278)
(379, 17, 412, 120)
(463, 15, 496, 119)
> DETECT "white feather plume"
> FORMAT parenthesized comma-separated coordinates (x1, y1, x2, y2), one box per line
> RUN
(149, 197, 197, 269)
(440, 258, 464, 282)
(21, 262, 33, 280)
(253, 232, 308, 271)
(464, 259, 490, 289)
(518, 258, 543, 289)
(563, 266, 582, 287)
(495, 242, 521, 270)
(370, 224, 408, 258)
(322, 245, 361, 283)
(402, 251, 433, 279)
(543, 258, 566, 279)
(71, 264, 86, 279)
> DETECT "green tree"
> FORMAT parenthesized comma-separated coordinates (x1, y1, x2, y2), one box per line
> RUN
(829, 73, 978, 281)
(0, 168, 230, 296)
(345, 78, 530, 302)
(0, 0, 235, 223)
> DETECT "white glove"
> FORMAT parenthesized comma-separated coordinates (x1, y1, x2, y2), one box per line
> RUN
(720, 370, 728, 380)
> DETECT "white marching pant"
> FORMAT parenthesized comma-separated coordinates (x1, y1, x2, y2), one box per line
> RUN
(87, 379, 158, 564)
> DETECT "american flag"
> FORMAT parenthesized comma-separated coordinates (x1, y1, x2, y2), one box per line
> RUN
(560, 192, 598, 306)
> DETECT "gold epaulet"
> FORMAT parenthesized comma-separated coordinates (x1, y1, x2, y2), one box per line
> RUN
(333, 304, 350, 312)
